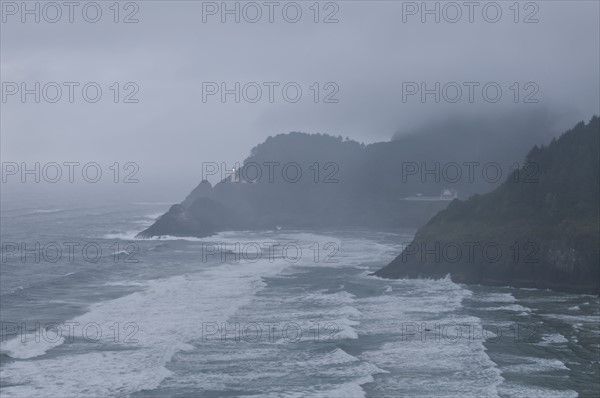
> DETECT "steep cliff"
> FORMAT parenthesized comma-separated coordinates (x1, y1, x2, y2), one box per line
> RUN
(375, 117, 600, 294)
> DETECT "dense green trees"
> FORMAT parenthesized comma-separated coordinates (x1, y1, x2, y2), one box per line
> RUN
(376, 117, 599, 294)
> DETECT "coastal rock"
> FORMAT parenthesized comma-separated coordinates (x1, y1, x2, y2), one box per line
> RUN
(182, 180, 213, 208)
(375, 117, 600, 294)
(136, 197, 234, 238)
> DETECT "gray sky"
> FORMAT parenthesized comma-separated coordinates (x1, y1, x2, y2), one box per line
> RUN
(1, 0, 599, 202)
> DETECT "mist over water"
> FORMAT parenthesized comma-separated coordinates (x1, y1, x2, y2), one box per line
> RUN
(2, 1, 599, 397)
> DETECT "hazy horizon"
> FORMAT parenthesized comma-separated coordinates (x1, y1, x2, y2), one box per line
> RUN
(2, 1, 599, 202)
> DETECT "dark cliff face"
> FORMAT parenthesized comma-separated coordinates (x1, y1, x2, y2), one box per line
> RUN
(181, 180, 213, 208)
(375, 117, 600, 294)
(136, 197, 242, 238)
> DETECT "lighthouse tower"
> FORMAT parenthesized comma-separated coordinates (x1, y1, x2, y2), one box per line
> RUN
(230, 165, 237, 183)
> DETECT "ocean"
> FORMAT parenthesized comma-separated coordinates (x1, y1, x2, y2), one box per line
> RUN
(1, 200, 598, 397)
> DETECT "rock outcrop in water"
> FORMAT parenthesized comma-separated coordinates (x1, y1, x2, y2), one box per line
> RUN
(136, 201, 217, 238)
(375, 117, 600, 294)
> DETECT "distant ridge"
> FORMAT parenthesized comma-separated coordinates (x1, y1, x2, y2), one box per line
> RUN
(137, 114, 558, 239)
